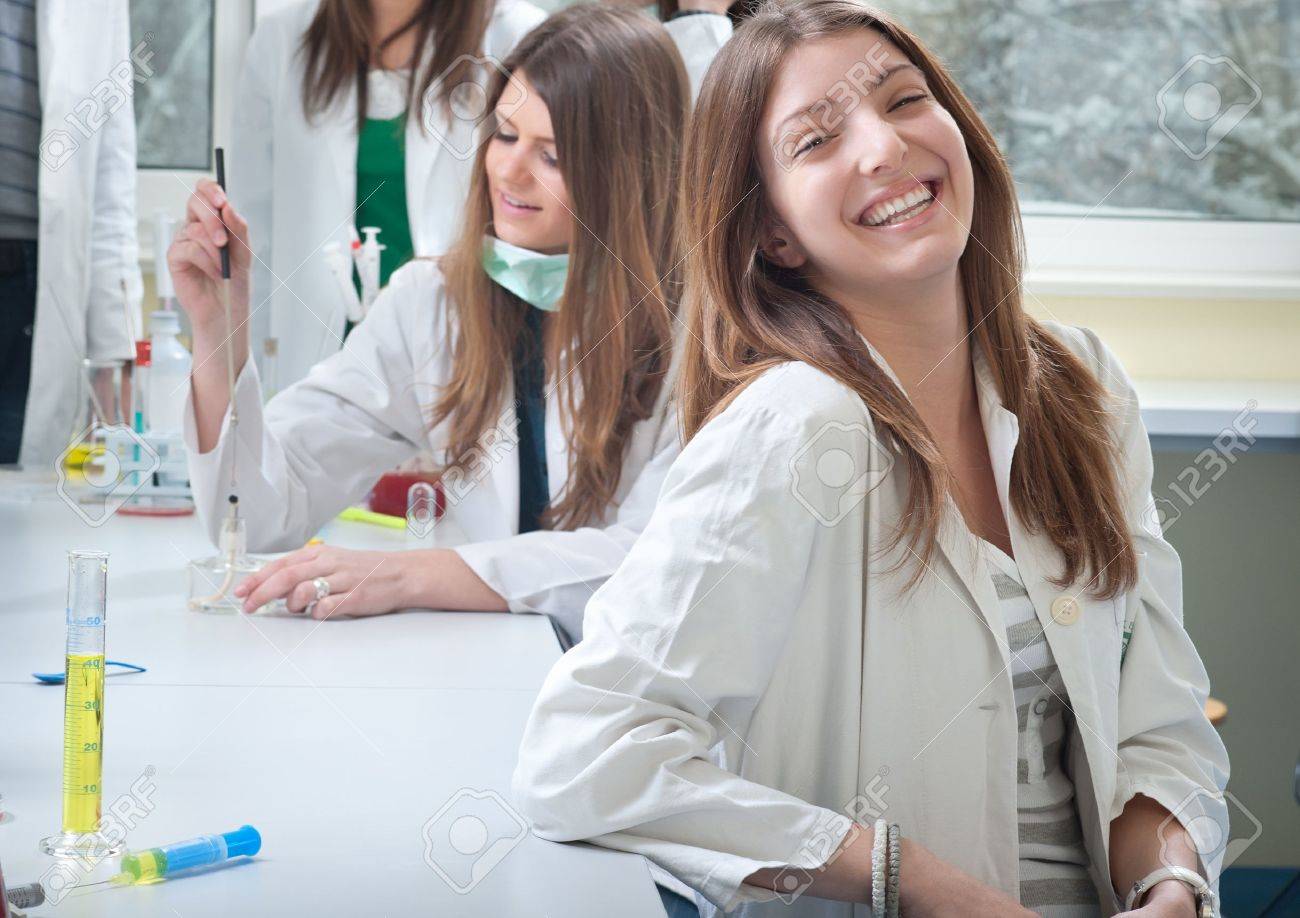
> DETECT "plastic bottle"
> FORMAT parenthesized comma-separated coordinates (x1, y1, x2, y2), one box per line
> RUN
(146, 309, 191, 434)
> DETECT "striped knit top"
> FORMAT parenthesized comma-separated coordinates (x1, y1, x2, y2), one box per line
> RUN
(982, 540, 1102, 917)
(0, 0, 40, 240)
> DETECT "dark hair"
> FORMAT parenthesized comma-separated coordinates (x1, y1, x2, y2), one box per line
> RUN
(299, 0, 491, 130)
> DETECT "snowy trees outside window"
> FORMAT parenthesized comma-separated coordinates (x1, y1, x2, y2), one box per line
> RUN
(886, 0, 1299, 222)
(130, 0, 213, 170)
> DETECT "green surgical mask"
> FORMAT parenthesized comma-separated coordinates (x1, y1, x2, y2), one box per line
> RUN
(481, 234, 570, 311)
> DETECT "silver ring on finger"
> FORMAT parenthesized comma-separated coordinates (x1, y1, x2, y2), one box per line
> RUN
(312, 577, 331, 601)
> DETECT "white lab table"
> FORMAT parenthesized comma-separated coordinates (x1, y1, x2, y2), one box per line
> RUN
(0, 493, 665, 917)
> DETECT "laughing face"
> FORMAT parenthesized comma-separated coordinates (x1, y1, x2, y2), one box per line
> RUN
(756, 29, 974, 306)
(484, 70, 573, 255)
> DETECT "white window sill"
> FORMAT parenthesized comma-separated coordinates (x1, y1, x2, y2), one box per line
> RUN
(1135, 378, 1300, 439)
(1027, 268, 1300, 301)
(1024, 216, 1300, 302)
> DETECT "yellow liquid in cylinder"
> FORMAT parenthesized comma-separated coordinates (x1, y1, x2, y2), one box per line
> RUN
(61, 653, 105, 834)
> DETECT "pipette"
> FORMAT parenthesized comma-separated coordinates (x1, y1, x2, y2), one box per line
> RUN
(189, 148, 244, 611)
(323, 241, 364, 324)
(356, 226, 385, 315)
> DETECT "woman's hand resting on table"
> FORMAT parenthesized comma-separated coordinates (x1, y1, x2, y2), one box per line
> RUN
(234, 543, 508, 618)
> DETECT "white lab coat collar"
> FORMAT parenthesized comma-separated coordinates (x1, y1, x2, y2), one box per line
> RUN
(856, 332, 1024, 656)
(855, 331, 1020, 481)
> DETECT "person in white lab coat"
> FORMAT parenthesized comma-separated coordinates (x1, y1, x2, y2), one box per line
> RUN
(3, 0, 142, 466)
(232, 0, 732, 392)
(169, 4, 692, 643)
(513, 2, 1231, 917)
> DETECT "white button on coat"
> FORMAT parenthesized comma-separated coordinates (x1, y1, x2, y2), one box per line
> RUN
(513, 322, 1230, 917)
(1051, 595, 1082, 625)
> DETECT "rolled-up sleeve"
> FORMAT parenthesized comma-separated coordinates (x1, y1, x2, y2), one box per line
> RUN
(1081, 329, 1231, 882)
(512, 382, 855, 910)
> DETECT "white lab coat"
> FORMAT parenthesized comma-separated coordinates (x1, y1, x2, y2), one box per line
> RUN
(183, 260, 683, 641)
(513, 322, 1231, 916)
(231, 0, 731, 391)
(22, 0, 143, 466)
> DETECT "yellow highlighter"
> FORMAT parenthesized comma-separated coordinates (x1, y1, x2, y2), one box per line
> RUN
(337, 506, 406, 530)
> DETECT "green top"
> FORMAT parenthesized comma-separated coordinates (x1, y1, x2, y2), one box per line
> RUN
(355, 114, 415, 289)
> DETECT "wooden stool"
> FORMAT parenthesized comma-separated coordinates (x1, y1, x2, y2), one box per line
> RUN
(1205, 697, 1227, 727)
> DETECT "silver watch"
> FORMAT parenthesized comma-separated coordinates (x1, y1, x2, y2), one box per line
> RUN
(1125, 865, 1215, 917)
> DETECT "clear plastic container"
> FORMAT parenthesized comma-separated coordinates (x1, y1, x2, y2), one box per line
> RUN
(146, 309, 191, 434)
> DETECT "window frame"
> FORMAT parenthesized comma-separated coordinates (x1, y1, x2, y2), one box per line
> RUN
(1023, 215, 1300, 300)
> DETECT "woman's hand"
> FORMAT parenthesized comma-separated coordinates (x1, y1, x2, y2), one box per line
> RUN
(167, 179, 252, 336)
(747, 829, 1034, 917)
(234, 544, 508, 618)
(235, 544, 423, 619)
(167, 179, 255, 452)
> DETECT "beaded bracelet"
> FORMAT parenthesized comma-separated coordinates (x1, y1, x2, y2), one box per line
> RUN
(886, 823, 901, 918)
(871, 818, 888, 918)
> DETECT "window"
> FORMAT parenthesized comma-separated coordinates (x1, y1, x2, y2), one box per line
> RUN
(130, 0, 215, 171)
(883, 0, 1300, 297)
(130, 0, 250, 267)
(885, 0, 1298, 223)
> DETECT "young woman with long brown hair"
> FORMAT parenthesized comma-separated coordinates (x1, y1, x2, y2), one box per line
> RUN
(233, 0, 731, 390)
(170, 5, 690, 643)
(514, 2, 1230, 916)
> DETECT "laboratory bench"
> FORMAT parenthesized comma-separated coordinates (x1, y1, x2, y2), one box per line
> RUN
(0, 493, 666, 917)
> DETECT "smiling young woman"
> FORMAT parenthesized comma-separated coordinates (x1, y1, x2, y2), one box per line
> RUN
(513, 2, 1229, 917)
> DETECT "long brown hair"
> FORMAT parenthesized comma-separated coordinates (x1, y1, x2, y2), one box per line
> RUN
(679, 0, 1137, 599)
(434, 4, 687, 530)
(299, 0, 491, 129)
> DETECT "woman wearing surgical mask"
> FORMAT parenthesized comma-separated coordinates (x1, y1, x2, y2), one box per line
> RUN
(234, 0, 732, 391)
(169, 5, 689, 644)
(513, 2, 1229, 917)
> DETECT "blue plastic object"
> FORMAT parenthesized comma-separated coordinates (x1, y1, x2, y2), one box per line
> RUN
(120, 825, 262, 882)
(32, 661, 146, 684)
(221, 825, 262, 859)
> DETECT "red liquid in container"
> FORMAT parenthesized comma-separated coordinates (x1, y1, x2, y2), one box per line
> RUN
(368, 472, 445, 519)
